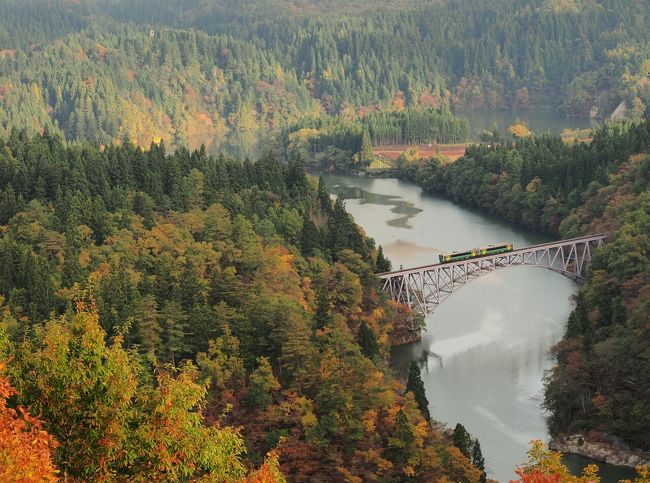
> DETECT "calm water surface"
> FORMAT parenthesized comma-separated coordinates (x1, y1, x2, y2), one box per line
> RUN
(323, 174, 636, 483)
(457, 109, 596, 139)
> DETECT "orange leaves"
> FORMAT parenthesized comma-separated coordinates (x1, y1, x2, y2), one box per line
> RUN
(391, 91, 406, 112)
(512, 469, 562, 483)
(511, 440, 601, 483)
(256, 246, 306, 305)
(245, 449, 286, 483)
(0, 365, 59, 481)
(361, 409, 378, 433)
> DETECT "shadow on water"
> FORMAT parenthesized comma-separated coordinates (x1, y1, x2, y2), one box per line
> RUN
(327, 182, 423, 229)
(563, 453, 636, 482)
(394, 346, 444, 380)
(325, 174, 551, 247)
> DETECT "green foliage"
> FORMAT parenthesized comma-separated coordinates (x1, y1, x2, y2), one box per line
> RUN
(282, 108, 469, 172)
(4, 300, 250, 480)
(472, 439, 487, 483)
(357, 321, 380, 360)
(400, 117, 650, 451)
(406, 361, 431, 422)
(246, 357, 280, 411)
(389, 409, 415, 465)
(2, 1, 647, 156)
(360, 127, 374, 167)
(452, 423, 473, 459)
(0, 132, 485, 480)
(375, 245, 392, 273)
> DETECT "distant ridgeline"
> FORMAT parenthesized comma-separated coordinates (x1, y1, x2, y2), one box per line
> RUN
(397, 118, 650, 453)
(279, 107, 469, 172)
(0, 0, 649, 155)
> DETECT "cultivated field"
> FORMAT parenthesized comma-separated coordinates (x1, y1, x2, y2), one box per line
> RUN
(373, 143, 468, 162)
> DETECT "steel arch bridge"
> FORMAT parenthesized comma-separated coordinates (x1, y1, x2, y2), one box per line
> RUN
(379, 233, 606, 322)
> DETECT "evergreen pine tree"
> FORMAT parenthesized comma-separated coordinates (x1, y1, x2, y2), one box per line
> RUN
(575, 292, 593, 348)
(287, 154, 309, 198)
(611, 296, 627, 326)
(160, 300, 189, 364)
(0, 184, 18, 224)
(406, 361, 430, 421)
(313, 287, 332, 331)
(358, 321, 380, 359)
(565, 311, 581, 339)
(134, 294, 162, 357)
(390, 409, 415, 465)
(472, 439, 486, 483)
(317, 175, 331, 214)
(360, 127, 374, 166)
(375, 245, 392, 272)
(300, 212, 320, 257)
(452, 423, 472, 458)
(246, 357, 280, 411)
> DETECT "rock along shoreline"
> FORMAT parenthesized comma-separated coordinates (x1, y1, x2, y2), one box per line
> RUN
(549, 434, 650, 468)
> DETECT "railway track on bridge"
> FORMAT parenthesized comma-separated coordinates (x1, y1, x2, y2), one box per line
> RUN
(379, 233, 607, 322)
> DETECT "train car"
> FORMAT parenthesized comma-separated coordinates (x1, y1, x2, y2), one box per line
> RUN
(438, 248, 479, 263)
(438, 242, 513, 263)
(479, 242, 514, 256)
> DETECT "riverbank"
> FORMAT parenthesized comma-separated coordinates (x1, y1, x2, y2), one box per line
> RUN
(390, 326, 421, 346)
(550, 434, 650, 468)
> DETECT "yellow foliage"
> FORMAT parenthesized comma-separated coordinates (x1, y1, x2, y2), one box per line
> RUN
(79, 249, 91, 268)
(513, 440, 604, 482)
(509, 122, 532, 138)
(640, 60, 650, 78)
(361, 409, 378, 433)
(300, 411, 318, 431)
(336, 466, 362, 483)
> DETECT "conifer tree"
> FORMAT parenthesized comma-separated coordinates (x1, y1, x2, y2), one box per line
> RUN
(389, 409, 415, 465)
(406, 361, 430, 421)
(300, 212, 320, 257)
(317, 175, 331, 214)
(472, 439, 486, 483)
(358, 321, 380, 359)
(160, 300, 189, 364)
(313, 287, 332, 331)
(452, 423, 473, 458)
(375, 245, 392, 272)
(360, 127, 374, 166)
(134, 294, 162, 357)
(246, 357, 280, 411)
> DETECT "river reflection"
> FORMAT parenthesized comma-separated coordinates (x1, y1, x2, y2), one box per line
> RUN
(324, 174, 635, 483)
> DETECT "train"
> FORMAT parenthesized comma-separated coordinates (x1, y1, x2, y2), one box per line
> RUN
(438, 242, 514, 263)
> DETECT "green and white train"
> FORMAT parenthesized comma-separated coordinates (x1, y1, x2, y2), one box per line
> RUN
(438, 242, 514, 263)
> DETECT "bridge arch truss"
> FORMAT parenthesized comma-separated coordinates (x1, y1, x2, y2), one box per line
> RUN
(379, 234, 606, 317)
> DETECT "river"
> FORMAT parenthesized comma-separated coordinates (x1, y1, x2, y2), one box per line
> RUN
(323, 174, 636, 483)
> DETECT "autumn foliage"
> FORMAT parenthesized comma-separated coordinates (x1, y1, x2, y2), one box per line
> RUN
(0, 134, 482, 481)
(0, 364, 58, 482)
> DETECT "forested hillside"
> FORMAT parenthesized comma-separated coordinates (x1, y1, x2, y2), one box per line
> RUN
(1, 0, 649, 156)
(0, 132, 483, 481)
(397, 119, 650, 452)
